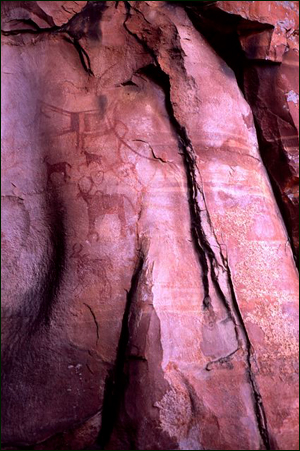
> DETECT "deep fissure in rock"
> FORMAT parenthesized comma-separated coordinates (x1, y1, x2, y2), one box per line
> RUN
(2, 2, 297, 449)
(183, 2, 299, 266)
(97, 250, 144, 449)
(122, 5, 272, 448)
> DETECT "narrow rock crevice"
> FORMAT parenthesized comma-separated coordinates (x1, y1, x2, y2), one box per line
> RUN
(123, 2, 211, 307)
(119, 79, 139, 87)
(225, 261, 272, 450)
(1, 4, 97, 77)
(132, 139, 172, 164)
(173, 103, 271, 450)
(123, 5, 272, 449)
(64, 36, 94, 76)
(1, 25, 60, 36)
(97, 250, 144, 449)
(183, 3, 299, 266)
(83, 303, 100, 344)
(1, 26, 93, 77)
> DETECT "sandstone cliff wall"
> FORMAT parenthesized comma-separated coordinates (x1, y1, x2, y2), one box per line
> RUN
(1, 2, 299, 450)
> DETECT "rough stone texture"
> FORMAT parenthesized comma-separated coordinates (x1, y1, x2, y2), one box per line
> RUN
(1, 1, 87, 31)
(217, 1, 298, 62)
(1, 1, 299, 451)
(186, 0, 299, 261)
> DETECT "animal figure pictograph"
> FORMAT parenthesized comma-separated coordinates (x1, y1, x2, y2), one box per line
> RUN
(77, 177, 134, 241)
(44, 156, 71, 185)
(40, 100, 152, 163)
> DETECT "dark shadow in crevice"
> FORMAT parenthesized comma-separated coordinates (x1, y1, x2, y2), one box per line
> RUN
(182, 3, 299, 266)
(64, 1, 108, 41)
(96, 251, 144, 450)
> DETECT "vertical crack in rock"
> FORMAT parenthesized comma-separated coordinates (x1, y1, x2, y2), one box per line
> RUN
(123, 4, 271, 449)
(168, 79, 271, 451)
(164, 92, 270, 449)
(97, 250, 144, 449)
(1, 15, 94, 77)
(168, 83, 271, 451)
(63, 36, 94, 76)
(225, 260, 272, 450)
(83, 303, 100, 345)
(183, 4, 299, 267)
(123, 2, 210, 308)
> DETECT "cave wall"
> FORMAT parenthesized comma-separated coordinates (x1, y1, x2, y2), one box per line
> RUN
(1, 1, 299, 450)
(186, 0, 299, 262)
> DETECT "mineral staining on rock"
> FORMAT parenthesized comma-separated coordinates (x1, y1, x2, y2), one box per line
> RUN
(186, 0, 300, 262)
(1, 1, 299, 450)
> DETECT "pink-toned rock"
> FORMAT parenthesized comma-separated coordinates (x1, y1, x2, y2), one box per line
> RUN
(1, 0, 87, 31)
(217, 0, 299, 62)
(186, 0, 299, 261)
(225, 0, 300, 261)
(36, 1, 87, 27)
(1, 1, 299, 450)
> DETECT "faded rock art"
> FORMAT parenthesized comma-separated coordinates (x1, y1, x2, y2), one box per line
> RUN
(77, 176, 135, 241)
(44, 155, 71, 185)
(1, 1, 299, 451)
(40, 100, 108, 152)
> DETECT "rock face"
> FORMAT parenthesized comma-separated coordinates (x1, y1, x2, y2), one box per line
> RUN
(185, 0, 300, 262)
(1, 2, 299, 450)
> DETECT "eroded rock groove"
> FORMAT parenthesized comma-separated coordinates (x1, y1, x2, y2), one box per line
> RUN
(1, 1, 298, 449)
(122, 5, 272, 447)
(97, 250, 144, 449)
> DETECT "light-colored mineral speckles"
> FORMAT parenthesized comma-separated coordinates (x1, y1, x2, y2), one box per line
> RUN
(287, 89, 299, 103)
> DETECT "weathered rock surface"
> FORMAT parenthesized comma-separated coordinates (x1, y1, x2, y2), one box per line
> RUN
(186, 0, 299, 261)
(1, 1, 299, 450)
